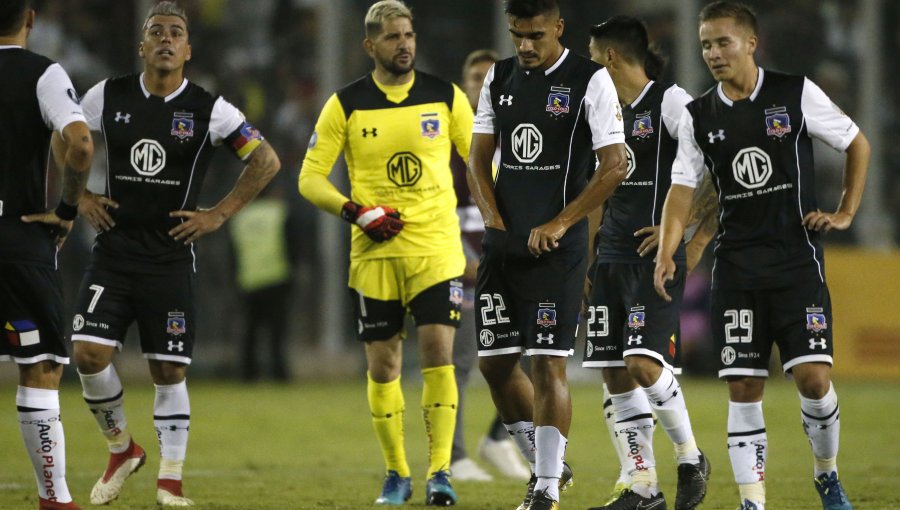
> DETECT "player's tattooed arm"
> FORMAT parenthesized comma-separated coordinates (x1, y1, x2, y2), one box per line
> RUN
(169, 140, 281, 244)
(684, 172, 719, 272)
(22, 123, 94, 247)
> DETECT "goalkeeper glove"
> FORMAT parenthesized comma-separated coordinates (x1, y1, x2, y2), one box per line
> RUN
(341, 201, 404, 242)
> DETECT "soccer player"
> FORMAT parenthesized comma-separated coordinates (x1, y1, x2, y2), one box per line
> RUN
(69, 2, 281, 507)
(468, 1, 627, 508)
(449, 48, 531, 483)
(654, 2, 868, 509)
(583, 16, 714, 510)
(298, 1, 472, 505)
(0, 2, 93, 508)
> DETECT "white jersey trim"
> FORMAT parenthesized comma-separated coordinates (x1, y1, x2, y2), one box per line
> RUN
(585, 67, 625, 150)
(81, 80, 107, 132)
(209, 97, 246, 146)
(670, 108, 705, 188)
(783, 354, 833, 373)
(472, 63, 497, 135)
(660, 84, 692, 139)
(543, 47, 569, 75)
(139, 73, 188, 102)
(630, 80, 654, 108)
(36, 63, 86, 134)
(477, 346, 523, 357)
(718, 367, 769, 378)
(801, 77, 859, 151)
(0, 353, 70, 365)
(716, 67, 765, 106)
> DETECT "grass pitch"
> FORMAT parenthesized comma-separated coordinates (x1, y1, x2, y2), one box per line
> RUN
(0, 376, 897, 509)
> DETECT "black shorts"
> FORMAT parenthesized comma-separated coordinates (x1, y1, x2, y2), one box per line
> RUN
(582, 262, 684, 370)
(711, 280, 834, 378)
(351, 278, 463, 342)
(475, 249, 586, 357)
(70, 267, 196, 364)
(0, 263, 68, 364)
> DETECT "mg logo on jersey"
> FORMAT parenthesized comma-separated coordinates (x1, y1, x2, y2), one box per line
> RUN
(511, 124, 542, 163)
(130, 139, 166, 176)
(732, 147, 772, 189)
(624, 143, 636, 179)
(479, 329, 495, 347)
(387, 152, 422, 187)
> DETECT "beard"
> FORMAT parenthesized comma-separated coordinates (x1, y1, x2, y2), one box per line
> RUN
(380, 53, 415, 76)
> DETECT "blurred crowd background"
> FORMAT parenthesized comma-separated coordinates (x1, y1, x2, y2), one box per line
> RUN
(20, 0, 900, 381)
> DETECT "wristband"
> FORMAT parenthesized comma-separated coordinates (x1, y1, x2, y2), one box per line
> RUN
(55, 201, 78, 221)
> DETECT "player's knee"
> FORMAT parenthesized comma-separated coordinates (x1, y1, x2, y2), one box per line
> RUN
(73, 343, 113, 374)
(149, 361, 188, 385)
(624, 356, 662, 387)
(479, 355, 517, 385)
(19, 361, 63, 389)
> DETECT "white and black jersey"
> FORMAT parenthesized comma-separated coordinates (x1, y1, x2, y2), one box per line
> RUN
(474, 49, 624, 252)
(672, 68, 859, 289)
(81, 74, 263, 273)
(597, 81, 691, 264)
(0, 46, 85, 267)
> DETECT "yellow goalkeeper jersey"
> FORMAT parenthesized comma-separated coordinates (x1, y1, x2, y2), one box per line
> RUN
(299, 71, 473, 260)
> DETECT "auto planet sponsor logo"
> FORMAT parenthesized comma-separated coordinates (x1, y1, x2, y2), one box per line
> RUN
(622, 426, 651, 471)
(754, 441, 766, 481)
(37, 423, 59, 500)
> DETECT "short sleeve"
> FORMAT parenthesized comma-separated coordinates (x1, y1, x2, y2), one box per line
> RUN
(670, 108, 706, 188)
(801, 77, 859, 152)
(80, 80, 106, 132)
(660, 85, 692, 139)
(472, 64, 497, 135)
(209, 97, 247, 146)
(584, 68, 625, 150)
(36, 63, 86, 134)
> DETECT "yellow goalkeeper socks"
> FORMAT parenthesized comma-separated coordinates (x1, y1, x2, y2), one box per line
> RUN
(421, 365, 457, 476)
(367, 373, 410, 478)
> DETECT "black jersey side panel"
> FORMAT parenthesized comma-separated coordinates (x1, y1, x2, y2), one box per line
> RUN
(0, 49, 56, 266)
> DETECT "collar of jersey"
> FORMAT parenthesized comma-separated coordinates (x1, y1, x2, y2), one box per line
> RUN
(139, 72, 189, 102)
(629, 80, 655, 109)
(716, 66, 764, 106)
(372, 71, 415, 104)
(522, 47, 569, 76)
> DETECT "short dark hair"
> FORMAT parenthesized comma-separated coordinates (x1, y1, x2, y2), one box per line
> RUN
(504, 0, 559, 19)
(590, 15, 666, 80)
(462, 49, 499, 75)
(143, 1, 189, 32)
(0, 0, 29, 37)
(699, 1, 757, 35)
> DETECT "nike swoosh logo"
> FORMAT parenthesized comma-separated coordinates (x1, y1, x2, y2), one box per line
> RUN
(636, 499, 665, 510)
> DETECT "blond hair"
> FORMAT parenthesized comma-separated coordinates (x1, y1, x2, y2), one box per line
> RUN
(143, 1, 189, 32)
(365, 0, 412, 38)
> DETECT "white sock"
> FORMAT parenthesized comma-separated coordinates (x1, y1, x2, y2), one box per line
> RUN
(728, 401, 767, 486)
(16, 386, 73, 503)
(504, 420, 536, 472)
(154, 380, 190, 480)
(533, 426, 566, 501)
(799, 383, 840, 477)
(80, 365, 131, 453)
(739, 481, 766, 506)
(602, 383, 631, 484)
(643, 368, 700, 464)
(612, 388, 657, 490)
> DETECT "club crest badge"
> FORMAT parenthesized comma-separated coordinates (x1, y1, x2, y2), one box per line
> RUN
(171, 112, 194, 140)
(765, 106, 791, 138)
(546, 86, 570, 116)
(632, 112, 654, 138)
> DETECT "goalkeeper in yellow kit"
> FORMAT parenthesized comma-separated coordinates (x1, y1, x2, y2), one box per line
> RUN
(298, 0, 473, 506)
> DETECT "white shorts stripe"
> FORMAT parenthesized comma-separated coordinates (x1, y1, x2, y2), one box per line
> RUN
(783, 354, 833, 373)
(71, 334, 123, 350)
(477, 347, 523, 357)
(0, 353, 70, 365)
(718, 367, 768, 379)
(144, 353, 192, 365)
